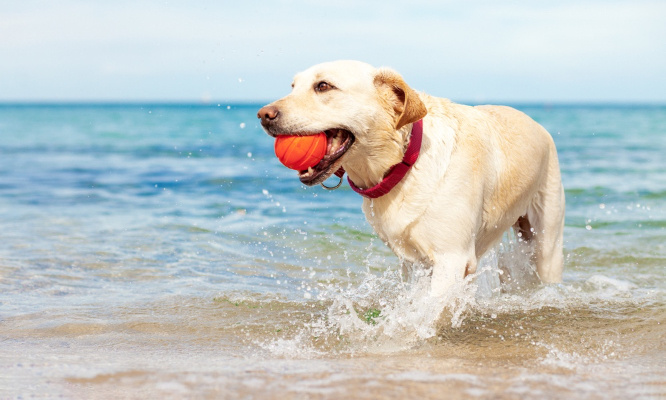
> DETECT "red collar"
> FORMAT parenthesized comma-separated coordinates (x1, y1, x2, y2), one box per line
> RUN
(334, 119, 423, 198)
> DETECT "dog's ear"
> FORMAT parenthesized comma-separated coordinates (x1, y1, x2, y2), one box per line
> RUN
(374, 68, 427, 130)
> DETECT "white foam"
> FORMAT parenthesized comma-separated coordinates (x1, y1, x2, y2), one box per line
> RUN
(258, 332, 326, 359)
(539, 341, 590, 369)
(585, 275, 637, 292)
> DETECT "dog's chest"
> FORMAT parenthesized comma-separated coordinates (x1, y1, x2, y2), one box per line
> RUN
(362, 198, 429, 263)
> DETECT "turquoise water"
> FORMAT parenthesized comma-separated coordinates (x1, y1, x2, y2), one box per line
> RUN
(1, 103, 664, 398)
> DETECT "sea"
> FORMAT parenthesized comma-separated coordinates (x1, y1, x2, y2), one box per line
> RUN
(0, 102, 664, 399)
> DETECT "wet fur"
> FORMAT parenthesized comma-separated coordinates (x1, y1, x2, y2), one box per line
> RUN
(260, 60, 565, 297)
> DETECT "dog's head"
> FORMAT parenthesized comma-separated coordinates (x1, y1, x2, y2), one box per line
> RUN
(258, 60, 427, 187)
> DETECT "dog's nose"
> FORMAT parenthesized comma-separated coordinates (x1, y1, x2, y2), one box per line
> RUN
(257, 105, 280, 125)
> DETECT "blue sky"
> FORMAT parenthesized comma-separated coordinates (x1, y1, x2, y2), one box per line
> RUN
(1, 0, 665, 103)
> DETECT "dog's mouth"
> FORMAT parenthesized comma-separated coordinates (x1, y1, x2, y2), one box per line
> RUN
(298, 129, 354, 186)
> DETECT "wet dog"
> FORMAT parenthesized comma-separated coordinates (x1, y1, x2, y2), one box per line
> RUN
(258, 60, 565, 296)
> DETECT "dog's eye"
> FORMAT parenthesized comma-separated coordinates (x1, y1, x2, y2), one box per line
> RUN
(315, 81, 332, 93)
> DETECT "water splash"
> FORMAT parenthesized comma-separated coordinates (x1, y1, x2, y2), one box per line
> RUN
(257, 229, 659, 360)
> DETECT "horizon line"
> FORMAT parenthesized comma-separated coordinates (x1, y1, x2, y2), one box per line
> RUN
(1, 100, 665, 107)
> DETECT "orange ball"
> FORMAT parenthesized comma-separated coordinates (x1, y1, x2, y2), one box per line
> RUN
(274, 133, 327, 170)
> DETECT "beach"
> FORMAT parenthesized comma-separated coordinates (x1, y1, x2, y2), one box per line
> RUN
(1, 103, 664, 399)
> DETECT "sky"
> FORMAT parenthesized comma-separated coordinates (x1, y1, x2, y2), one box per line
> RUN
(1, 0, 665, 103)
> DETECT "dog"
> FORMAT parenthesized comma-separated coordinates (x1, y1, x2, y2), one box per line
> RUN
(258, 60, 565, 297)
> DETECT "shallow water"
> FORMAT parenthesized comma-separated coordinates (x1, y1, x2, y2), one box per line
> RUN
(1, 103, 665, 399)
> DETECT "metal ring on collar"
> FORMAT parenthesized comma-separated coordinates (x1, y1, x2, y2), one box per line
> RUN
(320, 174, 343, 190)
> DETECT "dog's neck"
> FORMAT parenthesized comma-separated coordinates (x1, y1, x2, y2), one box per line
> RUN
(343, 120, 423, 198)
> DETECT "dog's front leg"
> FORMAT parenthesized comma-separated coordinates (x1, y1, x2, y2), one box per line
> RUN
(430, 253, 475, 297)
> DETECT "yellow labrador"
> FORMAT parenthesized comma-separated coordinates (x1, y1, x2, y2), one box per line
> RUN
(258, 60, 565, 296)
